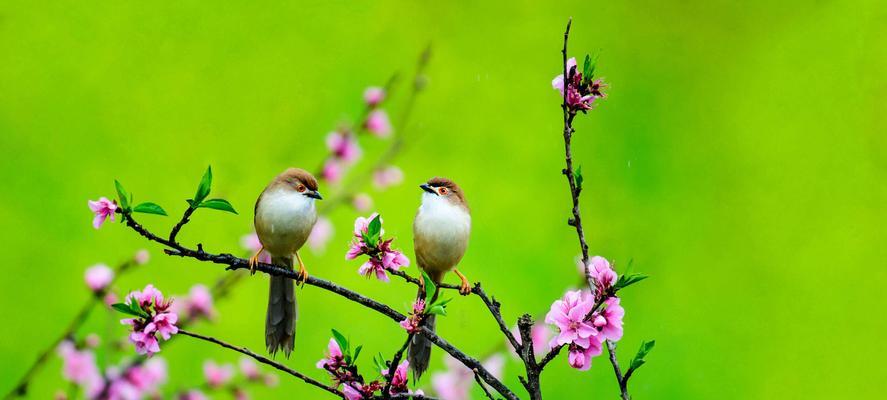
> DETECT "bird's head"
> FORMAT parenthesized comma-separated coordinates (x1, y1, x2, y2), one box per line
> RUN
(420, 177, 467, 209)
(277, 168, 323, 200)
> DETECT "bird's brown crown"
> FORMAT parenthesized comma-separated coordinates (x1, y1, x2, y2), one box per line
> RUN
(427, 177, 468, 206)
(277, 168, 319, 191)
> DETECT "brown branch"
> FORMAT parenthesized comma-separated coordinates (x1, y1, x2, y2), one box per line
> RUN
(606, 341, 630, 400)
(473, 369, 497, 400)
(517, 315, 541, 400)
(120, 212, 516, 400)
(382, 334, 413, 398)
(178, 329, 344, 398)
(3, 257, 137, 400)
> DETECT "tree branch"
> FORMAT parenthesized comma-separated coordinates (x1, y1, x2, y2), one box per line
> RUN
(606, 341, 630, 400)
(382, 334, 413, 398)
(178, 329, 344, 399)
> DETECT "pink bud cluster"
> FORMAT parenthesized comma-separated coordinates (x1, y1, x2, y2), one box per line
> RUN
(322, 129, 363, 184)
(120, 284, 178, 356)
(545, 256, 624, 370)
(346, 213, 410, 282)
(362, 86, 391, 137)
(58, 339, 168, 400)
(372, 166, 404, 191)
(399, 299, 426, 333)
(316, 339, 380, 399)
(552, 57, 606, 113)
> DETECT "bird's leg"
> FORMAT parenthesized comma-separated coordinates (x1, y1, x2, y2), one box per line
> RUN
(453, 268, 471, 295)
(247, 246, 265, 275)
(295, 252, 309, 286)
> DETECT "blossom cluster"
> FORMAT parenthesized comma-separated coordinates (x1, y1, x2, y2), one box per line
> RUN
(552, 56, 607, 113)
(346, 213, 410, 282)
(316, 335, 418, 399)
(118, 284, 179, 356)
(431, 354, 505, 400)
(399, 298, 426, 333)
(322, 128, 362, 184)
(545, 256, 624, 370)
(58, 339, 168, 400)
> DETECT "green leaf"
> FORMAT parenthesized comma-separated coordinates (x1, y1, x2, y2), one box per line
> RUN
(574, 165, 584, 191)
(614, 273, 649, 292)
(331, 329, 350, 358)
(193, 166, 212, 205)
(111, 302, 146, 318)
(427, 305, 447, 316)
(582, 54, 592, 80)
(373, 353, 386, 372)
(353, 345, 363, 362)
(114, 180, 130, 210)
(629, 340, 656, 372)
(364, 214, 382, 248)
(430, 296, 453, 308)
(197, 198, 238, 214)
(132, 202, 168, 216)
(421, 271, 437, 303)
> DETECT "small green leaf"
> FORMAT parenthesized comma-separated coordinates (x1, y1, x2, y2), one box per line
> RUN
(574, 165, 584, 191)
(430, 296, 453, 308)
(197, 198, 238, 214)
(373, 353, 386, 372)
(629, 340, 656, 372)
(614, 273, 649, 292)
(353, 345, 363, 362)
(114, 180, 130, 210)
(364, 214, 382, 248)
(427, 305, 447, 316)
(331, 329, 350, 358)
(132, 202, 168, 216)
(582, 54, 592, 79)
(421, 271, 437, 303)
(194, 166, 212, 205)
(111, 302, 146, 318)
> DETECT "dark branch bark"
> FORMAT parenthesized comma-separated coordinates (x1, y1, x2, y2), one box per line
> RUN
(179, 329, 344, 399)
(382, 334, 413, 399)
(473, 369, 497, 400)
(606, 341, 630, 400)
(517, 315, 541, 400)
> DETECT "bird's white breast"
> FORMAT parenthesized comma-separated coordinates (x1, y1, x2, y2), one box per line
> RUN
(414, 193, 471, 271)
(256, 188, 317, 256)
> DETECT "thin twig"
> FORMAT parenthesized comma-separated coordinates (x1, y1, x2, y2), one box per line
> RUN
(473, 369, 497, 400)
(382, 334, 413, 398)
(178, 329, 344, 398)
(606, 341, 630, 400)
(168, 206, 196, 245)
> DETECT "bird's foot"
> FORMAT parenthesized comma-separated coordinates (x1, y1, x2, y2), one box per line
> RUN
(295, 252, 309, 287)
(454, 269, 471, 296)
(247, 248, 264, 275)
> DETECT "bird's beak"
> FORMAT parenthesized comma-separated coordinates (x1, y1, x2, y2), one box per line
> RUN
(420, 183, 436, 195)
(306, 190, 323, 200)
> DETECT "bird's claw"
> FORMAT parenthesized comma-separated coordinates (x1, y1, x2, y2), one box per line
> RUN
(247, 252, 262, 275)
(459, 280, 471, 296)
(296, 264, 309, 287)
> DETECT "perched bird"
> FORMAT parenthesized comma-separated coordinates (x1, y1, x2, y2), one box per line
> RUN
(248, 168, 322, 357)
(409, 177, 472, 379)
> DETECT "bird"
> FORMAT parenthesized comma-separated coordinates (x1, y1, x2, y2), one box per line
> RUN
(408, 177, 472, 379)
(248, 168, 322, 358)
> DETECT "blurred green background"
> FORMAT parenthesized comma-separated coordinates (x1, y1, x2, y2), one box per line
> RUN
(1, 0, 884, 398)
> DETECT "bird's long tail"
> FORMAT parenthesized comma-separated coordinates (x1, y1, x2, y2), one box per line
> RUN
(408, 274, 441, 380)
(266, 255, 297, 358)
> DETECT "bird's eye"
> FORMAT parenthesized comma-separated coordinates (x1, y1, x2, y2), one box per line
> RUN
(439, 187, 449, 195)
(297, 184, 306, 193)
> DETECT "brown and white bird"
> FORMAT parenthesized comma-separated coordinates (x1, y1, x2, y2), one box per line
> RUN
(408, 177, 472, 379)
(248, 168, 322, 357)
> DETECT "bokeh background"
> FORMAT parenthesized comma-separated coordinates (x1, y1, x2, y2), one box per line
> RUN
(1, 0, 884, 398)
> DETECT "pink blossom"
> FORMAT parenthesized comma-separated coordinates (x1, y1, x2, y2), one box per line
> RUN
(134, 249, 150, 265)
(239, 357, 261, 380)
(84, 334, 101, 348)
(150, 312, 179, 340)
(326, 131, 362, 164)
(352, 213, 382, 238)
(372, 166, 403, 190)
(432, 355, 504, 400)
(552, 57, 578, 94)
(552, 57, 606, 112)
(84, 264, 113, 292)
(588, 255, 618, 292)
(363, 86, 385, 107)
(359, 259, 390, 282)
(203, 360, 234, 388)
(241, 233, 271, 263)
(104, 292, 119, 307)
(308, 216, 334, 253)
(88, 197, 117, 229)
(130, 284, 165, 309)
(179, 390, 208, 400)
(596, 297, 625, 342)
(182, 284, 215, 320)
(384, 360, 410, 394)
(544, 290, 597, 348)
(128, 330, 160, 355)
(364, 110, 392, 137)
(568, 340, 603, 371)
(399, 299, 425, 333)
(343, 383, 365, 400)
(125, 357, 168, 392)
(316, 338, 344, 370)
(352, 193, 373, 212)
(322, 159, 344, 183)
(57, 341, 100, 386)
